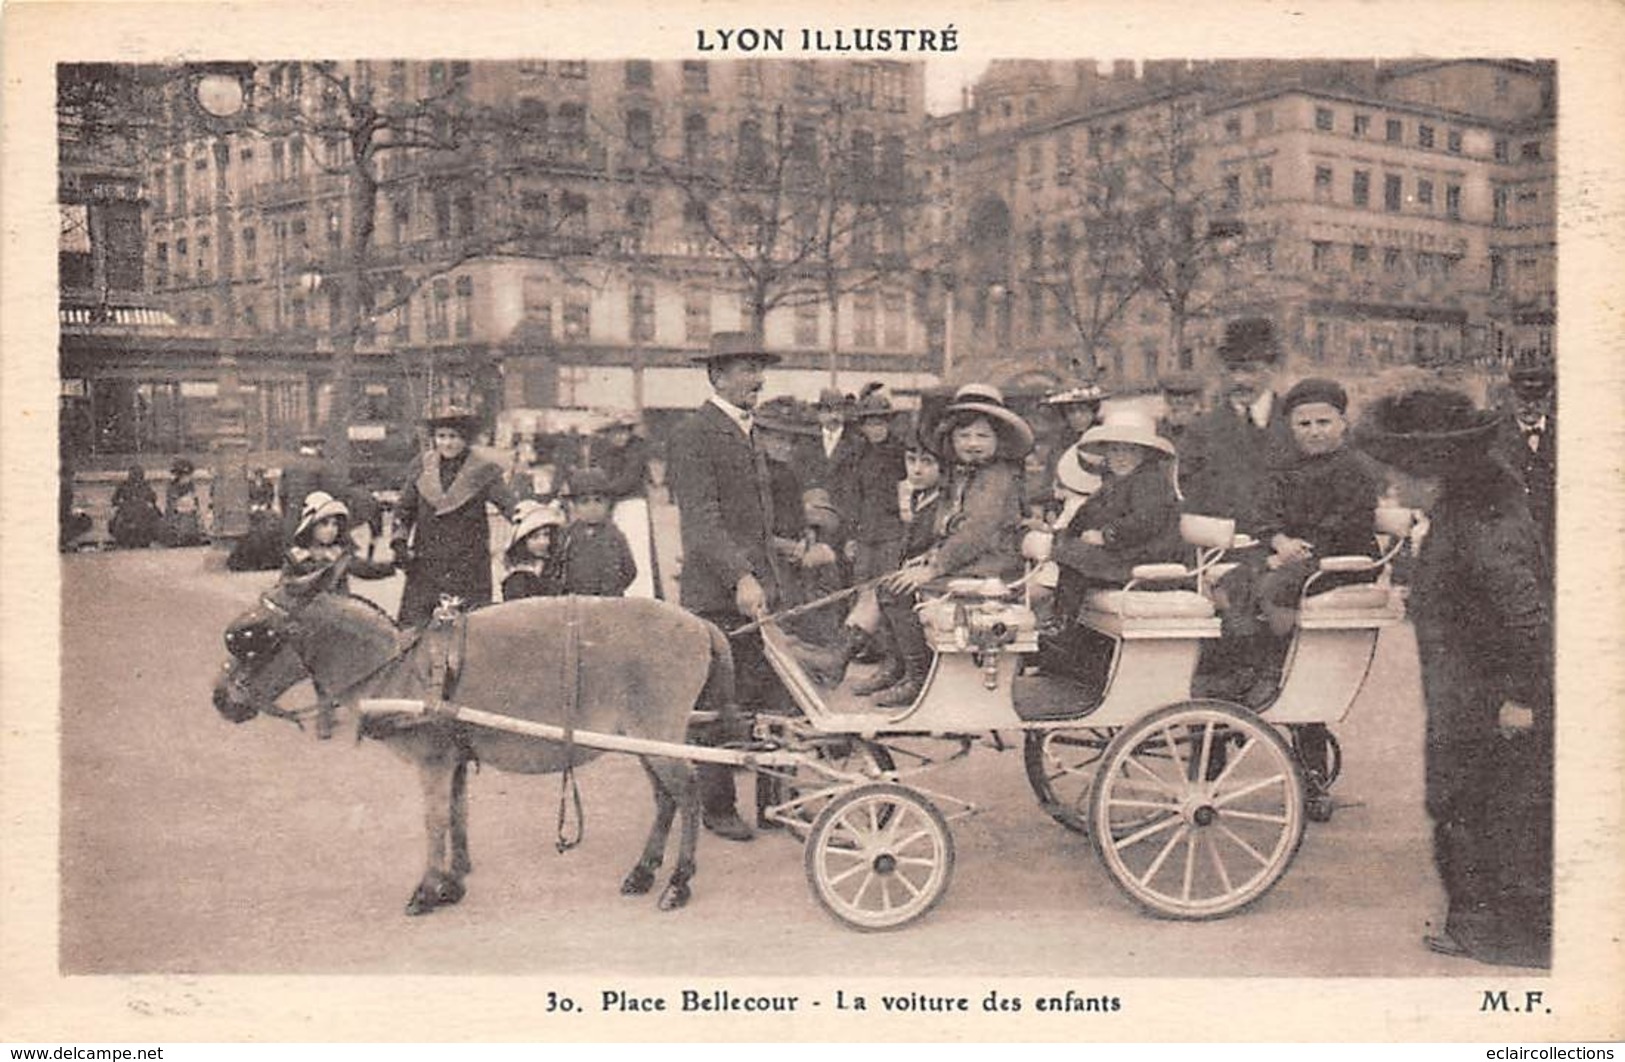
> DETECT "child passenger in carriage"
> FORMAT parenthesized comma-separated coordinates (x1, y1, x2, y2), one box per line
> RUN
(1213, 377, 1382, 773)
(1022, 410, 1184, 680)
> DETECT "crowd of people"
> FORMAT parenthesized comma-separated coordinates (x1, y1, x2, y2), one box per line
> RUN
(662, 319, 1554, 971)
(88, 311, 1552, 969)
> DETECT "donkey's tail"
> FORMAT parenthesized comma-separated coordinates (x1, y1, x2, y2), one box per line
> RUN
(696, 617, 745, 743)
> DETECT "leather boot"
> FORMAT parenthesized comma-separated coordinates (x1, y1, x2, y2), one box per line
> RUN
(792, 624, 867, 689)
(873, 621, 931, 708)
(698, 763, 753, 842)
(850, 626, 903, 696)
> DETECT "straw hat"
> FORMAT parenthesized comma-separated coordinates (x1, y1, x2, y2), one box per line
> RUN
(1355, 388, 1501, 477)
(931, 383, 1036, 459)
(691, 331, 781, 366)
(294, 490, 350, 540)
(1054, 443, 1105, 495)
(507, 499, 566, 555)
(1041, 382, 1109, 408)
(852, 382, 895, 420)
(1078, 409, 1177, 458)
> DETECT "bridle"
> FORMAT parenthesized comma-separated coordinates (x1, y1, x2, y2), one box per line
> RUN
(227, 590, 419, 732)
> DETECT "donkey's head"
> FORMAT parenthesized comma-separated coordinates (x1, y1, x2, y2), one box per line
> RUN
(212, 577, 322, 723)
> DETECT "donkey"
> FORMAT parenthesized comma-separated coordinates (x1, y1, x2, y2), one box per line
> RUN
(213, 578, 738, 915)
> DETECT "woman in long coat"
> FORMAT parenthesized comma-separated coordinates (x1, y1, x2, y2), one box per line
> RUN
(1359, 388, 1553, 968)
(390, 406, 517, 627)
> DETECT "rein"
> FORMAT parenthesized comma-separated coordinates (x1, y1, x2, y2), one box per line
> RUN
(252, 592, 424, 733)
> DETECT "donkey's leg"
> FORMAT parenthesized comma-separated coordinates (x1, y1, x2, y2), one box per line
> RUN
(406, 748, 465, 916)
(450, 755, 473, 878)
(653, 757, 701, 912)
(621, 757, 674, 896)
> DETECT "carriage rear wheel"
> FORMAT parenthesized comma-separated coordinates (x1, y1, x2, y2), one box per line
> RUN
(804, 783, 954, 932)
(1089, 701, 1305, 921)
(1023, 728, 1114, 834)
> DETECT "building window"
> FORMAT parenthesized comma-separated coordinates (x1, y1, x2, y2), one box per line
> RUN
(1352, 169, 1370, 207)
(522, 274, 551, 337)
(1351, 243, 1371, 270)
(852, 291, 877, 348)
(454, 275, 473, 338)
(1027, 226, 1044, 271)
(559, 192, 589, 244)
(737, 60, 764, 97)
(1446, 183, 1462, 219)
(625, 194, 651, 240)
(736, 118, 767, 181)
(685, 288, 711, 342)
(792, 61, 819, 95)
(629, 280, 655, 342)
(624, 60, 652, 88)
(155, 242, 169, 286)
(1314, 106, 1333, 132)
(1055, 133, 1074, 184)
(326, 205, 343, 249)
(557, 61, 587, 79)
(1494, 138, 1510, 162)
(794, 301, 818, 347)
(1493, 186, 1509, 226)
(1311, 240, 1332, 271)
(883, 292, 907, 348)
(563, 284, 591, 339)
(1418, 123, 1435, 149)
(625, 108, 652, 151)
(1385, 118, 1403, 142)
(682, 199, 708, 232)
(519, 97, 548, 138)
(1223, 172, 1242, 209)
(433, 188, 452, 239)
(1383, 247, 1403, 273)
(1254, 164, 1273, 202)
(556, 102, 587, 147)
(173, 162, 188, 211)
(1416, 179, 1434, 208)
(1255, 108, 1275, 134)
(1353, 113, 1370, 137)
(1521, 140, 1543, 161)
(1314, 165, 1334, 201)
(1384, 173, 1402, 212)
(1223, 115, 1242, 140)
(428, 278, 450, 339)
(1447, 129, 1463, 154)
(242, 227, 256, 267)
(1489, 253, 1506, 291)
(683, 112, 708, 162)
(682, 61, 709, 93)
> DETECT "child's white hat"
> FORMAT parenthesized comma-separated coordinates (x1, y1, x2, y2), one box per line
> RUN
(1054, 444, 1105, 496)
(507, 499, 566, 555)
(1078, 409, 1176, 457)
(294, 491, 349, 540)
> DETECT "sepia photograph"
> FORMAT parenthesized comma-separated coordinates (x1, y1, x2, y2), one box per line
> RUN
(4, 0, 1623, 1046)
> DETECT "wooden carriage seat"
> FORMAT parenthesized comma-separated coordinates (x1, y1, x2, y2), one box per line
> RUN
(1076, 514, 1240, 641)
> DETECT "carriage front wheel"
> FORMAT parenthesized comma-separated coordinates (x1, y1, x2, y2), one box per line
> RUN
(804, 783, 954, 932)
(1023, 728, 1114, 834)
(1089, 701, 1305, 920)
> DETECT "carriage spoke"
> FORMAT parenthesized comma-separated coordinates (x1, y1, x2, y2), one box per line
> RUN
(1107, 796, 1183, 812)
(1215, 823, 1272, 867)
(895, 855, 938, 870)
(1195, 721, 1217, 783)
(878, 876, 894, 912)
(1111, 810, 1183, 850)
(1137, 824, 1190, 886)
(1210, 736, 1260, 787)
(1181, 830, 1198, 902)
(1123, 753, 1182, 796)
(1213, 773, 1289, 807)
(1219, 808, 1291, 825)
(893, 869, 925, 900)
(1206, 831, 1235, 894)
(826, 859, 871, 887)
(1159, 725, 1187, 776)
(892, 827, 935, 851)
(850, 868, 877, 907)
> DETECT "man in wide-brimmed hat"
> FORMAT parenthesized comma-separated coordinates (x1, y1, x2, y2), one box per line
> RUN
(1492, 361, 1556, 560)
(391, 403, 517, 627)
(665, 332, 786, 841)
(1358, 388, 1552, 969)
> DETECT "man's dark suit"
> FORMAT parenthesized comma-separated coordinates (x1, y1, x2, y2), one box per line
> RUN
(666, 400, 784, 824)
(1177, 396, 1297, 536)
(1492, 412, 1556, 564)
(798, 429, 864, 534)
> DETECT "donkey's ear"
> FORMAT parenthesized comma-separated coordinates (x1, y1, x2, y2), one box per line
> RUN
(280, 568, 328, 599)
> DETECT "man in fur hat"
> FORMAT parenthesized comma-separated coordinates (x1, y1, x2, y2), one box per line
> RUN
(665, 332, 787, 841)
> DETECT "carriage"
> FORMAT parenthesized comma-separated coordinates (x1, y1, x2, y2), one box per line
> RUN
(325, 505, 1414, 932)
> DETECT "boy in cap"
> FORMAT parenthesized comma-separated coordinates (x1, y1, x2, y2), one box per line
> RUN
(558, 467, 638, 597)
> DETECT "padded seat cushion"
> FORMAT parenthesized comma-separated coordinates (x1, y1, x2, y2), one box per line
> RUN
(1084, 588, 1215, 619)
(1302, 584, 1393, 612)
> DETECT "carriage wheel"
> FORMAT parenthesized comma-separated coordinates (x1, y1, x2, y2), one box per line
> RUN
(804, 783, 954, 932)
(1089, 701, 1304, 920)
(1023, 728, 1114, 834)
(778, 740, 896, 838)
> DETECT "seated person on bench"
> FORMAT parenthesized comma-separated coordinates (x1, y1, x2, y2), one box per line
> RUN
(1023, 409, 1185, 678)
(1215, 377, 1382, 769)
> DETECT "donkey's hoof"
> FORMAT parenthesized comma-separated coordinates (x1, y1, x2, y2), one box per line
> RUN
(405, 886, 439, 916)
(435, 877, 466, 906)
(657, 881, 692, 911)
(621, 865, 657, 896)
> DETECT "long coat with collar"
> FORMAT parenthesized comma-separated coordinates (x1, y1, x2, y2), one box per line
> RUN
(1410, 460, 1552, 964)
(394, 448, 516, 626)
(666, 402, 781, 618)
(1178, 396, 1297, 535)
